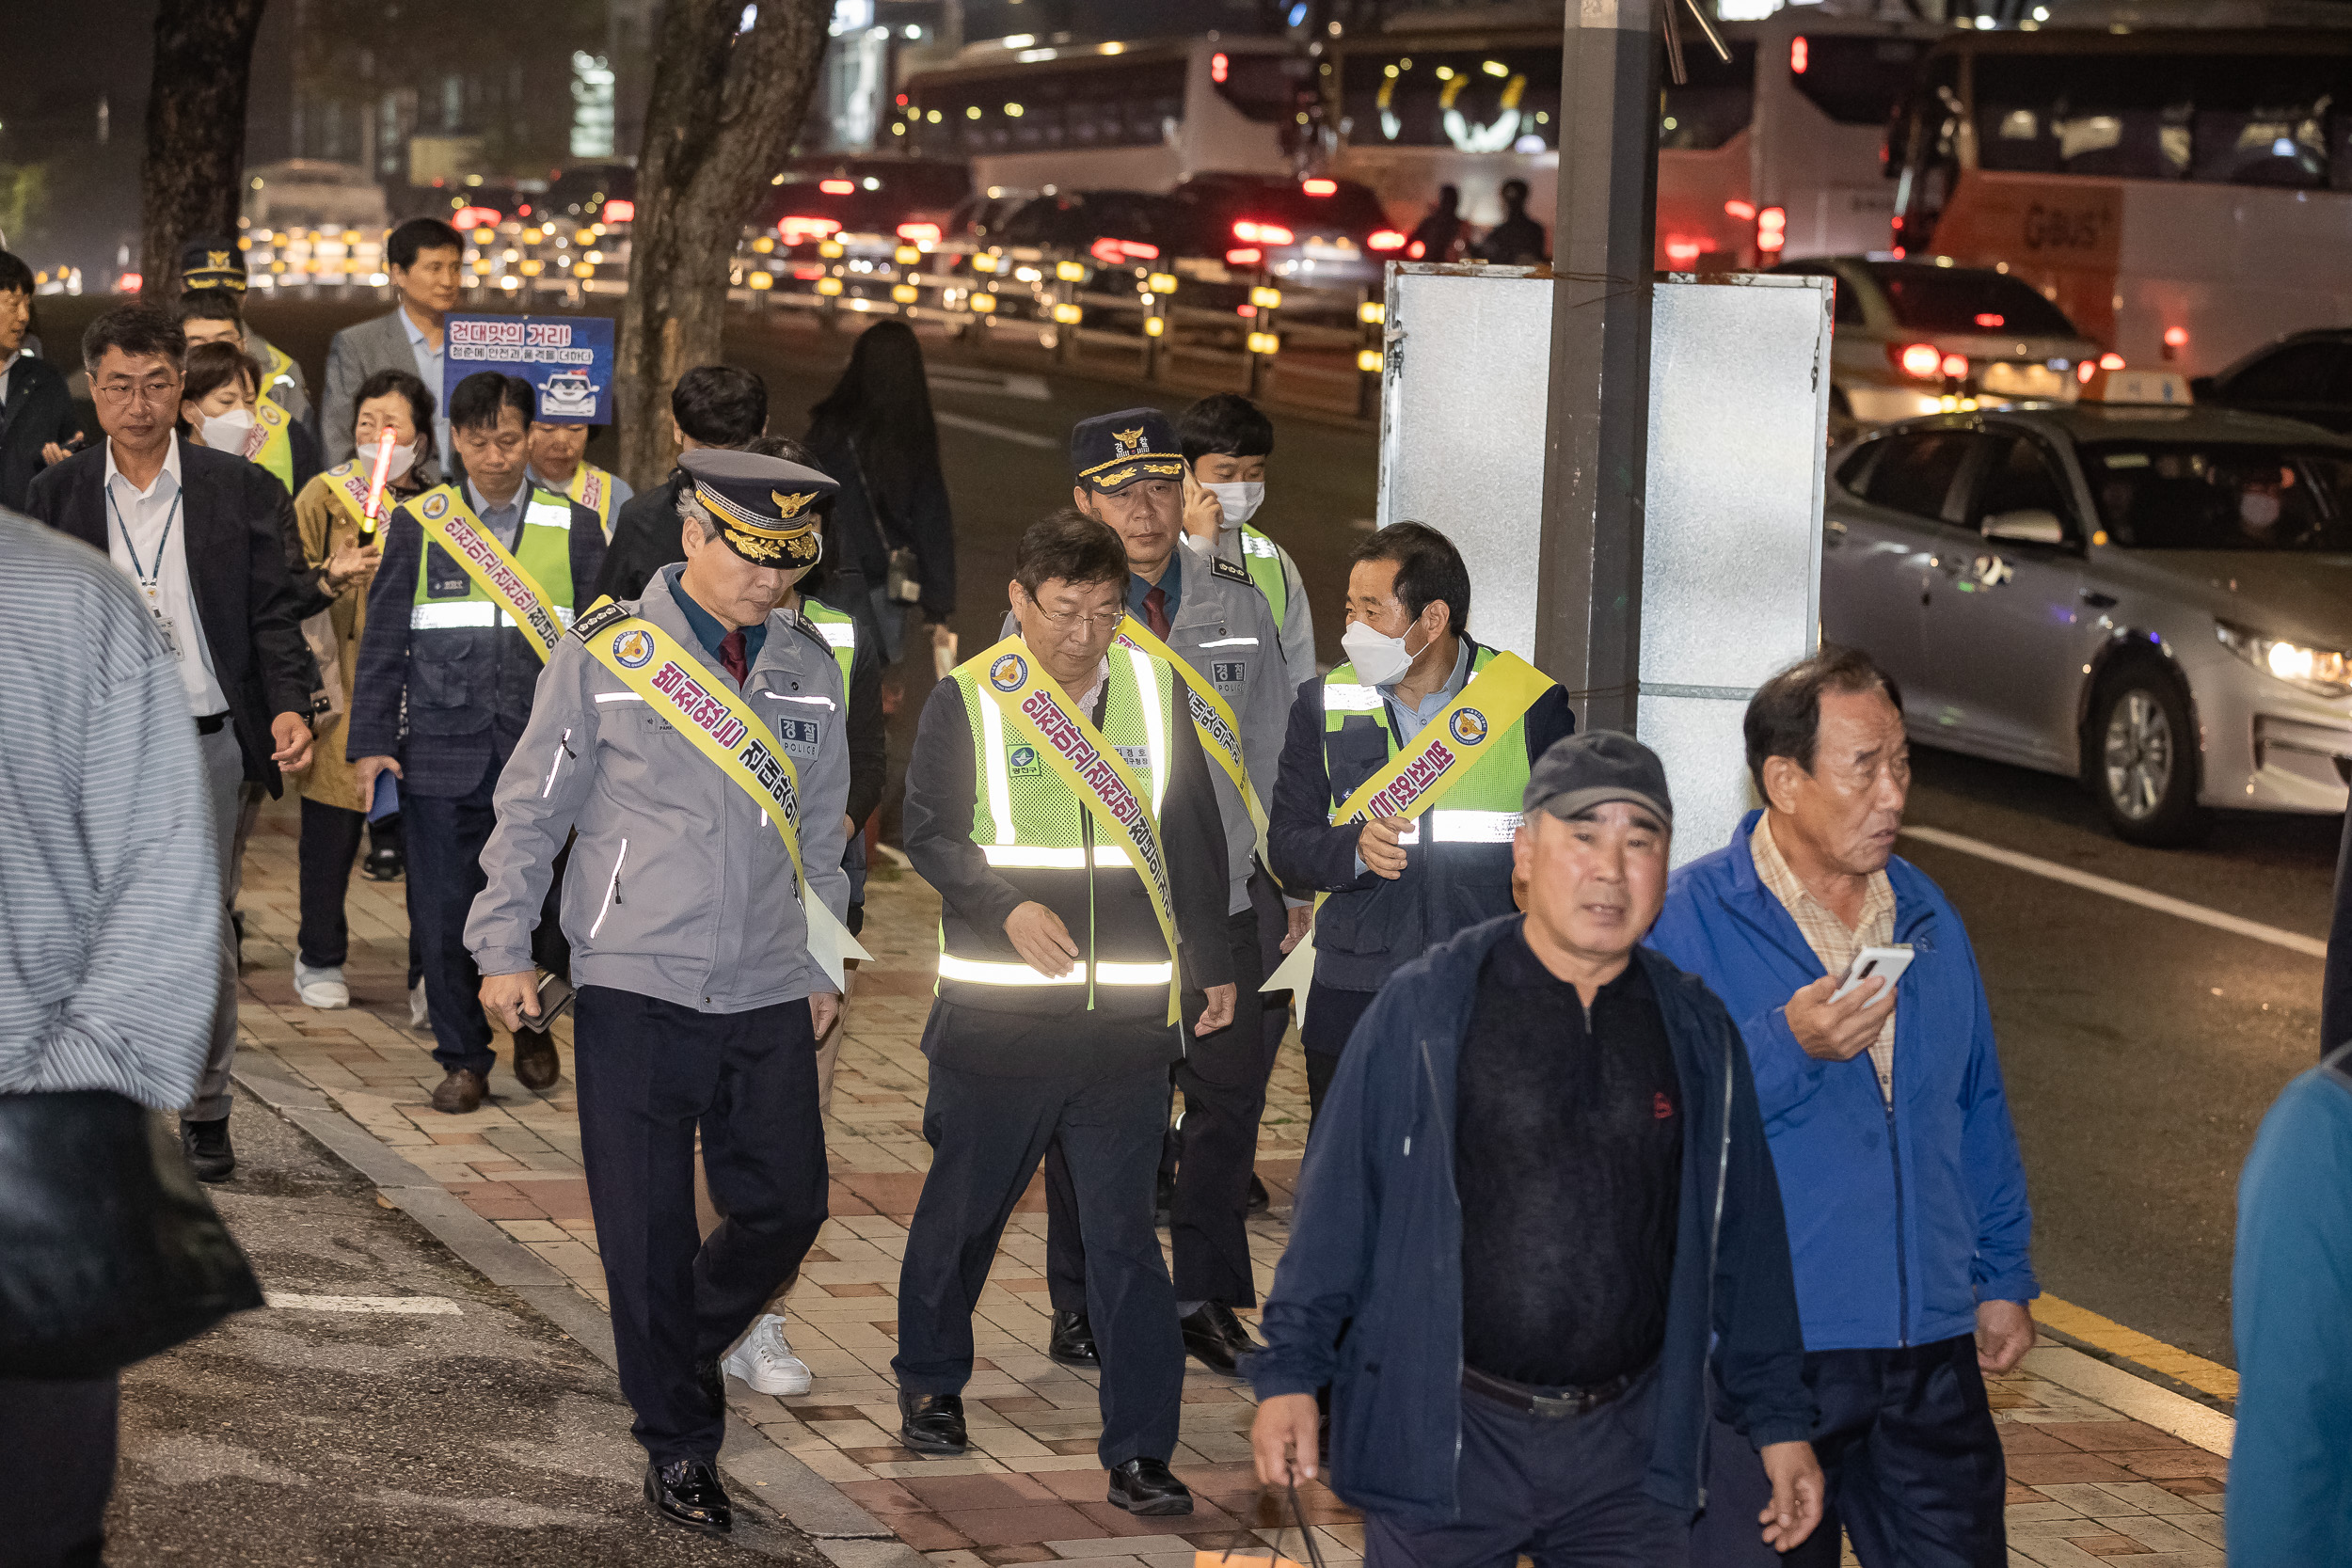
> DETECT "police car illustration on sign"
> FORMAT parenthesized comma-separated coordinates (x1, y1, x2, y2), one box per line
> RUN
(539, 372, 600, 420)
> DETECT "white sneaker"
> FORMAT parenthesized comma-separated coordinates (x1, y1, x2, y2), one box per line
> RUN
(723, 1313, 812, 1396)
(408, 978, 429, 1028)
(295, 962, 351, 1009)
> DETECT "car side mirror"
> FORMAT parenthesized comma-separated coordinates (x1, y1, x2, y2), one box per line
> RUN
(1983, 508, 2067, 546)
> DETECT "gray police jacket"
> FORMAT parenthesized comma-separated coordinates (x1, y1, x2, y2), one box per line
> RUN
(1003, 544, 1287, 914)
(466, 563, 852, 1012)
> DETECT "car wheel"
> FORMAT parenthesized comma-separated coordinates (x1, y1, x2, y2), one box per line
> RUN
(2087, 663, 2205, 846)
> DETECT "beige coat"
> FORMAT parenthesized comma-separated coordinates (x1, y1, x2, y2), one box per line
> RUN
(292, 473, 420, 813)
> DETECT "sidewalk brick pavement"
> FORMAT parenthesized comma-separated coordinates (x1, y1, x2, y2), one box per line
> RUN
(226, 794, 2226, 1567)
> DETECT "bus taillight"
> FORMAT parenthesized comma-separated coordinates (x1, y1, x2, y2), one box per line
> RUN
(1790, 36, 1808, 74)
(1756, 206, 1787, 255)
(1894, 342, 1943, 379)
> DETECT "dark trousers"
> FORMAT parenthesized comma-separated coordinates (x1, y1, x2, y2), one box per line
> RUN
(896, 1055, 1184, 1469)
(1690, 1335, 2004, 1568)
(574, 985, 829, 1465)
(406, 771, 569, 1074)
(1363, 1369, 1687, 1568)
(0, 1375, 119, 1567)
(1302, 981, 1378, 1127)
(1047, 882, 1276, 1310)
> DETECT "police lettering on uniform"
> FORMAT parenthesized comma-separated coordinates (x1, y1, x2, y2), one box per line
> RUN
(465, 448, 856, 1537)
(896, 510, 1238, 1517)
(1017, 409, 1293, 1380)
(349, 372, 605, 1113)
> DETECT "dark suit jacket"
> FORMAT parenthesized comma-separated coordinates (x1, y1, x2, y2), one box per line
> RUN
(0, 355, 87, 512)
(590, 470, 686, 603)
(25, 436, 318, 792)
(345, 487, 606, 798)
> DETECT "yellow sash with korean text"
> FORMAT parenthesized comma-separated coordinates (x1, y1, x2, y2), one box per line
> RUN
(322, 461, 382, 533)
(1111, 616, 1267, 859)
(251, 396, 295, 494)
(411, 485, 564, 659)
(964, 635, 1182, 1025)
(1262, 650, 1554, 1009)
(573, 597, 867, 988)
(566, 463, 617, 539)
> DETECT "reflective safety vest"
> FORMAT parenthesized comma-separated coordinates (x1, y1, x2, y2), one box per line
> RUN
(1236, 525, 1288, 626)
(408, 485, 580, 635)
(1322, 644, 1534, 847)
(803, 595, 857, 689)
(940, 645, 1180, 1019)
(564, 463, 620, 540)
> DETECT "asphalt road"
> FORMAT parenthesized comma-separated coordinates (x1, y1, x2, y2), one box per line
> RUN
(109, 1089, 826, 1564)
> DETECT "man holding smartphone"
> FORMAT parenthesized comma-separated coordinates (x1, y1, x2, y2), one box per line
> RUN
(1646, 646, 2036, 1568)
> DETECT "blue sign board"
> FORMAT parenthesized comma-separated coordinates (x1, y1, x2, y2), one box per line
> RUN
(443, 314, 615, 425)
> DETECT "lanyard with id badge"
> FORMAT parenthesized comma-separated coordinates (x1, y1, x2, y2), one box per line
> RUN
(110, 483, 185, 659)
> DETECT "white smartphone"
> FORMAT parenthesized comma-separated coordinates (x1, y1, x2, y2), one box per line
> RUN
(1829, 945, 1914, 1004)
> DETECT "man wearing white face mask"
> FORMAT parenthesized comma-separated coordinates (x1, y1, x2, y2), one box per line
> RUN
(1175, 395, 1316, 691)
(1266, 522, 1576, 1123)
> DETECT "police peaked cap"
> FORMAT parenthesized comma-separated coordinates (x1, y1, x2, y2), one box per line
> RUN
(180, 237, 248, 293)
(1071, 407, 1184, 494)
(680, 447, 837, 569)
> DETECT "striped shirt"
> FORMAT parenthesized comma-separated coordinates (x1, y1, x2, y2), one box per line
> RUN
(0, 510, 222, 1108)
(1750, 813, 1899, 1102)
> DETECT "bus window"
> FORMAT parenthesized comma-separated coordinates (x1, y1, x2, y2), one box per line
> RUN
(1789, 35, 1931, 127)
(1891, 63, 1960, 252)
(1216, 53, 1311, 122)
(2187, 56, 2339, 188)
(907, 61, 1184, 159)
(1974, 54, 2193, 181)
(1341, 48, 1561, 153)
(1661, 41, 1756, 150)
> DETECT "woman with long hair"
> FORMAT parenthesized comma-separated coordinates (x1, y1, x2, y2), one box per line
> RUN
(802, 319, 956, 663)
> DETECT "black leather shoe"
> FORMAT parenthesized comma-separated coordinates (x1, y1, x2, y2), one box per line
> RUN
(1203, 1299, 1263, 1354)
(1247, 1174, 1271, 1213)
(1048, 1308, 1099, 1368)
(644, 1458, 731, 1534)
(898, 1390, 967, 1455)
(181, 1117, 234, 1183)
(512, 1024, 560, 1090)
(360, 843, 404, 881)
(1106, 1456, 1193, 1516)
(1180, 1306, 1242, 1375)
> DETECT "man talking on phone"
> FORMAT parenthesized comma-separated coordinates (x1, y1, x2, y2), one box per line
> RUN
(1646, 646, 2037, 1568)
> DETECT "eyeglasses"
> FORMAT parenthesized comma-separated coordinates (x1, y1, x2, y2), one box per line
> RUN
(1035, 607, 1126, 632)
(93, 376, 181, 406)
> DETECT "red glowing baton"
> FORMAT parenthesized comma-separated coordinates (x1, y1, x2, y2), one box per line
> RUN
(360, 428, 396, 538)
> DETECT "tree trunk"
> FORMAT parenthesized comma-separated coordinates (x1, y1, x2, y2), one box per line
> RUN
(615, 0, 831, 491)
(140, 0, 268, 306)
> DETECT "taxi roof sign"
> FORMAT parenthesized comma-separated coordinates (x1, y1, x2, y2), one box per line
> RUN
(2079, 366, 2193, 407)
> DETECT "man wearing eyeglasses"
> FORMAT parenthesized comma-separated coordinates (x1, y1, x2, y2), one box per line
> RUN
(24, 304, 317, 1184)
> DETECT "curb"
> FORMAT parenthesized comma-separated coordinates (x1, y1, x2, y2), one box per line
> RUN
(232, 1064, 919, 1567)
(2019, 1344, 2235, 1458)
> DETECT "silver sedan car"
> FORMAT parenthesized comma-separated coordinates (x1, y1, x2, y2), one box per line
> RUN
(1821, 401, 2352, 844)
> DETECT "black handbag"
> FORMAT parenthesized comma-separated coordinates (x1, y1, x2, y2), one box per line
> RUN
(0, 1091, 263, 1379)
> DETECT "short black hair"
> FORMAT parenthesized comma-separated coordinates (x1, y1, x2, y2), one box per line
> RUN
(83, 304, 185, 374)
(1177, 392, 1274, 464)
(1742, 644, 1905, 797)
(1351, 520, 1470, 637)
(447, 371, 532, 433)
(353, 368, 437, 451)
(672, 365, 767, 446)
(176, 292, 244, 327)
(182, 340, 260, 405)
(387, 217, 463, 269)
(0, 250, 33, 297)
(1016, 507, 1128, 598)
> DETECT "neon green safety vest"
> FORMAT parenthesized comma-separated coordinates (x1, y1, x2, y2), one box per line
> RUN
(803, 595, 857, 689)
(1322, 644, 1535, 846)
(407, 485, 580, 633)
(1236, 525, 1288, 625)
(941, 646, 1178, 1011)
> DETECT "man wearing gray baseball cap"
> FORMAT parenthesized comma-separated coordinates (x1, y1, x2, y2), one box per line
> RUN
(1250, 732, 1823, 1565)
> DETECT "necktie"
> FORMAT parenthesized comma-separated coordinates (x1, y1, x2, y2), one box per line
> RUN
(1144, 585, 1170, 639)
(719, 628, 748, 683)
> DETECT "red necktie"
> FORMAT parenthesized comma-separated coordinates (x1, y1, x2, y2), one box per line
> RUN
(1144, 585, 1170, 639)
(719, 628, 748, 683)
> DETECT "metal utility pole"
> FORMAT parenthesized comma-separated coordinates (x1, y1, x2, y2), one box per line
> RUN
(1534, 0, 1664, 735)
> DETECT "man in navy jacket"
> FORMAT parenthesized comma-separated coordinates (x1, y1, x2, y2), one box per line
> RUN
(1647, 646, 2035, 1568)
(1251, 733, 1821, 1566)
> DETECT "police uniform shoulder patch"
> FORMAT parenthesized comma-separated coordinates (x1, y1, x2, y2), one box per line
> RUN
(573, 600, 633, 643)
(1211, 554, 1254, 586)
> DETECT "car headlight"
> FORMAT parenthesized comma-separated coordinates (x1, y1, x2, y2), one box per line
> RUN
(2217, 621, 2352, 697)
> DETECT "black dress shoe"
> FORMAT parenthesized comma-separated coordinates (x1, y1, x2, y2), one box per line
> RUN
(1201, 1299, 1263, 1354)
(1048, 1308, 1099, 1368)
(512, 1024, 561, 1090)
(644, 1457, 731, 1534)
(360, 843, 405, 881)
(1247, 1174, 1271, 1213)
(1106, 1456, 1193, 1516)
(898, 1390, 967, 1455)
(1180, 1306, 1242, 1376)
(181, 1117, 234, 1183)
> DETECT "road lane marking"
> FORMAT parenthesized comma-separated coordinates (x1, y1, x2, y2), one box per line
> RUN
(935, 411, 1057, 450)
(1899, 824, 2327, 959)
(927, 367, 1050, 402)
(264, 1292, 461, 1315)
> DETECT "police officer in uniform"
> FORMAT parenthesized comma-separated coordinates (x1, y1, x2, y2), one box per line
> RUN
(897, 511, 1236, 1516)
(1025, 410, 1291, 1379)
(349, 372, 604, 1112)
(467, 448, 852, 1536)
(177, 237, 312, 425)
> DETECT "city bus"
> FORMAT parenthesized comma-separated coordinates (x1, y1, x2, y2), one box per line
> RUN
(1886, 26, 2352, 375)
(890, 37, 1309, 195)
(1326, 3, 1943, 270)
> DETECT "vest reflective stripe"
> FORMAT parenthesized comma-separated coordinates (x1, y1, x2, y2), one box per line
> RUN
(1325, 683, 1384, 713)
(1095, 960, 1175, 985)
(409, 485, 578, 634)
(936, 954, 1169, 988)
(410, 601, 579, 631)
(1238, 526, 1287, 622)
(976, 677, 1016, 846)
(1321, 647, 1537, 822)
(1429, 808, 1523, 842)
(1128, 647, 1168, 816)
(803, 599, 858, 690)
(815, 621, 854, 647)
(979, 845, 1136, 870)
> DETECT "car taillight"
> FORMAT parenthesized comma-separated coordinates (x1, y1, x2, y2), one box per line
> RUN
(1225, 246, 1263, 265)
(2163, 326, 2188, 347)
(1756, 206, 1786, 253)
(2099, 351, 2125, 370)
(1894, 342, 1942, 379)
(1089, 237, 1157, 265)
(1120, 239, 1159, 260)
(1232, 220, 1295, 245)
(1791, 36, 1808, 73)
(1941, 353, 1969, 379)
(1974, 312, 2004, 328)
(601, 198, 634, 224)
(1367, 230, 1406, 251)
(779, 215, 842, 243)
(2077, 359, 2097, 385)
(897, 221, 942, 243)
(1724, 198, 1756, 221)
(1303, 178, 1337, 196)
(819, 179, 854, 195)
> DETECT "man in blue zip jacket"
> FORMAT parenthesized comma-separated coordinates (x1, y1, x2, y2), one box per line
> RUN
(1250, 733, 1823, 1566)
(1647, 646, 2036, 1568)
